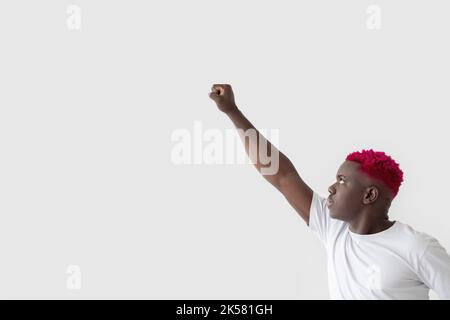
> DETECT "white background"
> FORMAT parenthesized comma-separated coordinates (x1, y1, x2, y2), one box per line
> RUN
(0, 0, 449, 299)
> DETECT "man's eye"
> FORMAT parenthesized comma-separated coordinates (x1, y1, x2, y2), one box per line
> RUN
(338, 178, 345, 184)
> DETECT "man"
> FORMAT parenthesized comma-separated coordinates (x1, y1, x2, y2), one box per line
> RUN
(208, 84, 450, 299)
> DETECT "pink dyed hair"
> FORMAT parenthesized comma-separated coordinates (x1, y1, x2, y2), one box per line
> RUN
(345, 149, 404, 198)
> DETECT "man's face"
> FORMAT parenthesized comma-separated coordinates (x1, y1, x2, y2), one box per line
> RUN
(327, 161, 369, 221)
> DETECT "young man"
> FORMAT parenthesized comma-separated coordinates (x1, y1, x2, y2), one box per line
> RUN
(208, 84, 450, 299)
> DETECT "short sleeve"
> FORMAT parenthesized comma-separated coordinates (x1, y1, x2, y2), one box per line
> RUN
(308, 192, 331, 245)
(418, 238, 450, 299)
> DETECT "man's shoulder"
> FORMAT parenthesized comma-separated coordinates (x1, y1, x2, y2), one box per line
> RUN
(394, 221, 436, 255)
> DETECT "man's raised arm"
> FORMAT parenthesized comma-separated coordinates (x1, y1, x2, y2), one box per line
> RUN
(208, 84, 314, 224)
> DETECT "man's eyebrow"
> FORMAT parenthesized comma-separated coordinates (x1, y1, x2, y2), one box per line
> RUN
(336, 174, 346, 179)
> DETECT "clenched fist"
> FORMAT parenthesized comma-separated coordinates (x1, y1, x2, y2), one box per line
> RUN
(209, 84, 239, 114)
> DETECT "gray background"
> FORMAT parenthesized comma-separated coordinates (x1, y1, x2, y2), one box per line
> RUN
(0, 0, 448, 299)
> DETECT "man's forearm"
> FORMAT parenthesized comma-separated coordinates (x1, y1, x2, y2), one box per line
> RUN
(226, 108, 296, 188)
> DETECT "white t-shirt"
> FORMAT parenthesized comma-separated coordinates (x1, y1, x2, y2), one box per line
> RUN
(309, 192, 450, 299)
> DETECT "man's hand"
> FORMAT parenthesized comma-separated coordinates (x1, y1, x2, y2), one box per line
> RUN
(209, 84, 239, 114)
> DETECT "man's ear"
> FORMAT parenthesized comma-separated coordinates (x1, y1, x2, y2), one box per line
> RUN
(363, 186, 379, 204)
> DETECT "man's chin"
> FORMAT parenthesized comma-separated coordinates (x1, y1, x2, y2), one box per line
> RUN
(329, 208, 341, 220)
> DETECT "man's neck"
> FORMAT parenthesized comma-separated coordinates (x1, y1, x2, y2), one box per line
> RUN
(347, 217, 395, 235)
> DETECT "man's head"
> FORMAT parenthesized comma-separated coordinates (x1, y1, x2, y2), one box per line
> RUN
(327, 149, 404, 221)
